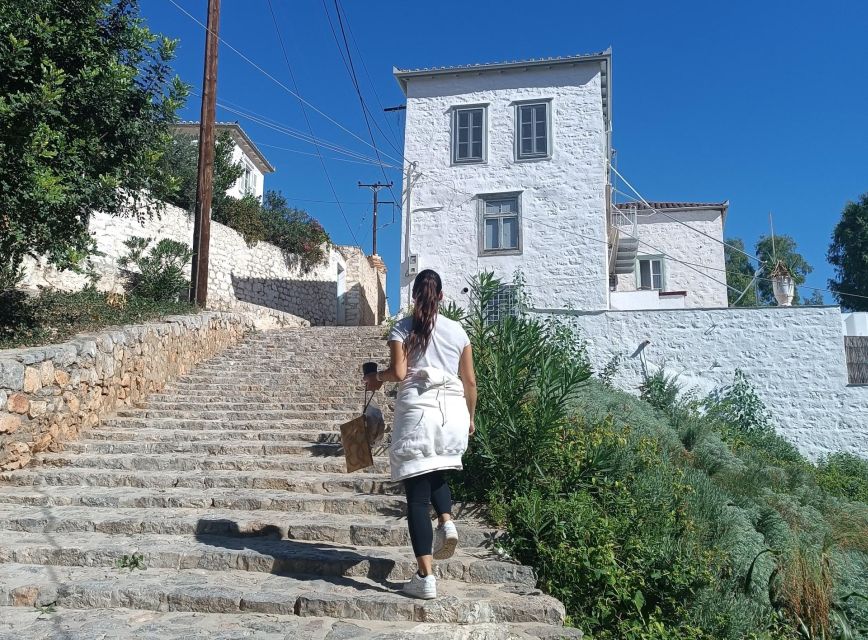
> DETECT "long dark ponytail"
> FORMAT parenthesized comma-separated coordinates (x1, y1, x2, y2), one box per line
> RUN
(406, 269, 442, 359)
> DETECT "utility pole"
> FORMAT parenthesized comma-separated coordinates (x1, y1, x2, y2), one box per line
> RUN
(358, 181, 392, 256)
(190, 0, 221, 307)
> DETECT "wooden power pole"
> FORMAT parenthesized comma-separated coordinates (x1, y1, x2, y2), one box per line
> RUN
(358, 181, 392, 256)
(190, 0, 221, 306)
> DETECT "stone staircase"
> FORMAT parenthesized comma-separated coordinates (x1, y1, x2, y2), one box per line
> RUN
(0, 327, 578, 639)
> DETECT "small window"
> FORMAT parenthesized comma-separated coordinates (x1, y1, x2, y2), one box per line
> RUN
(517, 102, 549, 159)
(453, 107, 485, 163)
(637, 257, 664, 290)
(484, 285, 518, 324)
(480, 194, 521, 255)
(242, 162, 255, 194)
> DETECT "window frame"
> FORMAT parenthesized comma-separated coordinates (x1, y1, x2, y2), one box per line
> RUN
(478, 191, 523, 257)
(451, 104, 488, 165)
(484, 284, 519, 324)
(513, 98, 553, 162)
(636, 255, 666, 291)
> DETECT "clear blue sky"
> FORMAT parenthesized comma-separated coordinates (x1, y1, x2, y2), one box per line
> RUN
(143, 0, 868, 308)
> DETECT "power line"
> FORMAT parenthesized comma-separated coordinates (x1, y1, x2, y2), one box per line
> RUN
(215, 99, 394, 167)
(252, 141, 397, 168)
(330, 0, 402, 209)
(265, 0, 358, 245)
(611, 165, 764, 266)
(339, 6, 403, 154)
(342, 16, 403, 152)
(165, 0, 403, 166)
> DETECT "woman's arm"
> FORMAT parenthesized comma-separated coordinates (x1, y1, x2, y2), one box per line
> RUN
(458, 345, 477, 435)
(364, 340, 407, 390)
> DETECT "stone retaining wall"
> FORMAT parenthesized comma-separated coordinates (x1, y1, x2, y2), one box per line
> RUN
(0, 312, 251, 471)
(20, 202, 385, 326)
(552, 305, 867, 460)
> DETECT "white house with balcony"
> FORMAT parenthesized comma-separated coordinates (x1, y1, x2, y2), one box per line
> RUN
(393, 51, 867, 461)
(393, 51, 731, 313)
(174, 122, 274, 201)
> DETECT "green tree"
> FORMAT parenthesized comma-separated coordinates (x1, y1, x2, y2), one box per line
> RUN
(159, 130, 244, 217)
(724, 238, 758, 306)
(0, 0, 186, 273)
(755, 234, 813, 305)
(828, 193, 868, 311)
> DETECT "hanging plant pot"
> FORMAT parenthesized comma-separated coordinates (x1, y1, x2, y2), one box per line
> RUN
(770, 261, 795, 306)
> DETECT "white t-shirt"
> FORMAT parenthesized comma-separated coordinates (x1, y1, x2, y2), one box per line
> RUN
(388, 315, 470, 376)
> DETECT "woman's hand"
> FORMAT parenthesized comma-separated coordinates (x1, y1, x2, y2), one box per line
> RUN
(363, 372, 383, 392)
(469, 420, 475, 436)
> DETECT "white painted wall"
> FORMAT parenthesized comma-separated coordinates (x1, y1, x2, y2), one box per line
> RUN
(614, 208, 728, 308)
(226, 145, 265, 201)
(843, 312, 868, 336)
(21, 203, 347, 326)
(555, 306, 866, 460)
(610, 290, 686, 310)
(400, 62, 609, 312)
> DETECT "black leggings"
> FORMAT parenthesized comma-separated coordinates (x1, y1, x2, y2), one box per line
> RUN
(403, 471, 453, 557)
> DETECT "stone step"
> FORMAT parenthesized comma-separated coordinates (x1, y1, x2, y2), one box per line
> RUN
(62, 439, 392, 457)
(115, 409, 355, 420)
(0, 530, 526, 586)
(0, 607, 582, 640)
(0, 564, 562, 625)
(0, 505, 494, 548)
(35, 452, 391, 474)
(85, 428, 341, 443)
(100, 417, 348, 431)
(142, 401, 372, 412)
(0, 468, 398, 494)
(0, 485, 409, 515)
(166, 380, 377, 390)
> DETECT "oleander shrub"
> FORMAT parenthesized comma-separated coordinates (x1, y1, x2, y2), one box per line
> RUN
(454, 272, 868, 639)
(118, 236, 192, 302)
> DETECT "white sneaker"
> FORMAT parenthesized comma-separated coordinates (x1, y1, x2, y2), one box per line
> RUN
(402, 572, 437, 599)
(433, 520, 459, 560)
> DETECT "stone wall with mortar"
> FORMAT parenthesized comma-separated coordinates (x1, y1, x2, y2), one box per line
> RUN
(0, 312, 251, 471)
(554, 305, 867, 460)
(19, 203, 376, 326)
(344, 249, 387, 327)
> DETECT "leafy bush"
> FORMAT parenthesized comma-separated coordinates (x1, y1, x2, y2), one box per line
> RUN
(214, 194, 266, 246)
(816, 454, 868, 504)
(260, 191, 330, 273)
(454, 272, 868, 639)
(0, 287, 195, 349)
(0, 258, 24, 292)
(458, 272, 591, 501)
(118, 237, 192, 302)
(159, 130, 244, 217)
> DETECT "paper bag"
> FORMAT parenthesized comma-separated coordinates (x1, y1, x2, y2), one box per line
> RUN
(340, 414, 374, 473)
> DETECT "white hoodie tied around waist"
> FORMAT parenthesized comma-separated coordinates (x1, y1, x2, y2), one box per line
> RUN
(389, 366, 470, 482)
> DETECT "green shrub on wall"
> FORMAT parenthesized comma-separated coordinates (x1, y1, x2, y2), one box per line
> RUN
(118, 236, 192, 303)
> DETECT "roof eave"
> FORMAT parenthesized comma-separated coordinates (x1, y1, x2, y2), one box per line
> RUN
(173, 122, 276, 174)
(393, 49, 612, 97)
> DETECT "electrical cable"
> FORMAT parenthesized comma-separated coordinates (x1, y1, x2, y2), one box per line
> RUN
(165, 0, 403, 165)
(265, 0, 361, 244)
(331, 0, 401, 210)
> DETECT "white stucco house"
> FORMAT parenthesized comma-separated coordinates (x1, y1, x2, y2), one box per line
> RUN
(393, 51, 730, 313)
(174, 122, 275, 201)
(392, 51, 867, 460)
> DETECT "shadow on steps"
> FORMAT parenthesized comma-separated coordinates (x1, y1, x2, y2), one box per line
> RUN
(193, 520, 397, 592)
